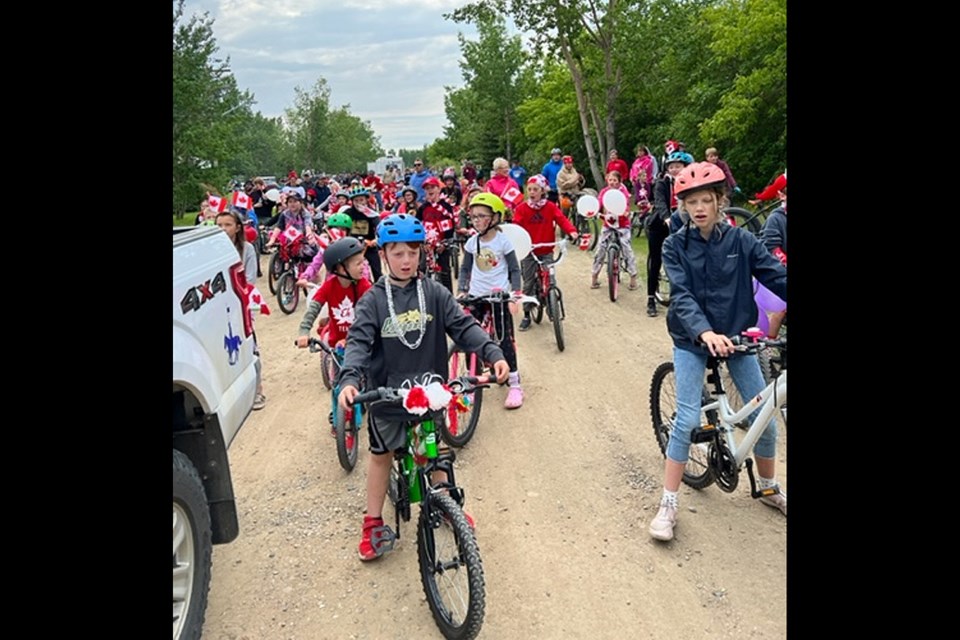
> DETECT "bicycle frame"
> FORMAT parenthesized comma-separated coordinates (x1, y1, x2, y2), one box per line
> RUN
(703, 367, 787, 469)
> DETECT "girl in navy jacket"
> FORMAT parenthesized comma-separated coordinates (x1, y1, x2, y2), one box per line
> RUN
(649, 163, 787, 542)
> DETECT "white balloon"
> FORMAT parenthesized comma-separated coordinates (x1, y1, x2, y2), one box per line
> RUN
(499, 223, 532, 261)
(265, 188, 280, 202)
(577, 194, 600, 219)
(602, 189, 628, 215)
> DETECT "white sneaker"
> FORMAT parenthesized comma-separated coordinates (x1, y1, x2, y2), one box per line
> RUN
(649, 504, 678, 541)
(759, 487, 786, 516)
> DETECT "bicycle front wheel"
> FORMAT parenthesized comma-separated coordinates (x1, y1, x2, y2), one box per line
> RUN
(333, 402, 360, 471)
(443, 346, 483, 447)
(649, 361, 715, 490)
(607, 246, 619, 302)
(532, 290, 544, 324)
(267, 252, 283, 294)
(548, 287, 564, 352)
(277, 272, 299, 315)
(588, 218, 600, 250)
(418, 492, 485, 640)
(655, 265, 671, 308)
(320, 351, 334, 390)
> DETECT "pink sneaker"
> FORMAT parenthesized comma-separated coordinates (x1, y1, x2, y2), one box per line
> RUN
(504, 386, 524, 409)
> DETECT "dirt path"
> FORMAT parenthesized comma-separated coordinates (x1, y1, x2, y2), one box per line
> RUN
(203, 245, 787, 639)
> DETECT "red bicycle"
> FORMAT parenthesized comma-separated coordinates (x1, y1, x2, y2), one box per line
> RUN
(527, 238, 570, 352)
(445, 291, 537, 447)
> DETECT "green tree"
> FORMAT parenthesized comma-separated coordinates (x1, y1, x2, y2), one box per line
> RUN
(172, 0, 252, 216)
(434, 11, 529, 171)
(449, 0, 632, 186)
(697, 0, 786, 190)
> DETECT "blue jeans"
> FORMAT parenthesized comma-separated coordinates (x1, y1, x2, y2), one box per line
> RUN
(666, 347, 778, 463)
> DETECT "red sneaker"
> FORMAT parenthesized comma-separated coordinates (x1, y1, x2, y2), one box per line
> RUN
(358, 516, 395, 562)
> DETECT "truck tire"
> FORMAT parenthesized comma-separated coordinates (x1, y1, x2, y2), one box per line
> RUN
(173, 450, 212, 640)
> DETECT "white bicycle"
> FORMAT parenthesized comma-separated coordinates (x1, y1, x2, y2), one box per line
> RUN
(650, 332, 786, 498)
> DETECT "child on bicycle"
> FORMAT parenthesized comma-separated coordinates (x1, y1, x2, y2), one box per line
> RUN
(648, 162, 787, 542)
(296, 212, 355, 288)
(457, 193, 526, 409)
(337, 214, 510, 562)
(416, 176, 458, 293)
(591, 170, 639, 291)
(513, 174, 578, 331)
(759, 180, 787, 338)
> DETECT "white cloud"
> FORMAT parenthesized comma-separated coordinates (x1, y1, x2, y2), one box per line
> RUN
(181, 0, 478, 149)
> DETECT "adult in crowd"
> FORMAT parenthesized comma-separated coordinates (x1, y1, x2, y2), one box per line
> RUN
(541, 148, 564, 203)
(630, 145, 656, 203)
(484, 157, 521, 212)
(605, 149, 630, 191)
(556, 155, 585, 196)
(509, 158, 527, 188)
(408, 159, 433, 200)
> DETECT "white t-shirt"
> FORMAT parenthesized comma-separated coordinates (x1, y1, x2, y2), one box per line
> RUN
(464, 230, 514, 296)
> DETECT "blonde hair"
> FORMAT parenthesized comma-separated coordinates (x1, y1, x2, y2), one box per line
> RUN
(704, 147, 718, 157)
(492, 157, 509, 172)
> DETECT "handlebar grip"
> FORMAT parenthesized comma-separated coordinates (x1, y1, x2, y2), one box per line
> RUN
(351, 388, 385, 405)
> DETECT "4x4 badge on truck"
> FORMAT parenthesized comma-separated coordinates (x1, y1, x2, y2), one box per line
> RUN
(181, 272, 228, 314)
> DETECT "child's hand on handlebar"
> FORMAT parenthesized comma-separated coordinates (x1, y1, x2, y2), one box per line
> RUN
(699, 330, 735, 357)
(295, 336, 310, 349)
(339, 385, 359, 410)
(492, 360, 510, 384)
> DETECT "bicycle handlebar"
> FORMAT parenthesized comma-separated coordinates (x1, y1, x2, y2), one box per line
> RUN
(456, 291, 540, 307)
(350, 374, 496, 406)
(529, 238, 568, 266)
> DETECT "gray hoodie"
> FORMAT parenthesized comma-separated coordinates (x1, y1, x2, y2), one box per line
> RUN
(338, 276, 505, 421)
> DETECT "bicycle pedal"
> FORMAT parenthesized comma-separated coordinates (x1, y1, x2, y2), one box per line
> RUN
(370, 525, 396, 555)
(690, 424, 718, 443)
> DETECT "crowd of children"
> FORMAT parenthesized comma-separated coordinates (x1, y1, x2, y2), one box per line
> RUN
(211, 146, 786, 562)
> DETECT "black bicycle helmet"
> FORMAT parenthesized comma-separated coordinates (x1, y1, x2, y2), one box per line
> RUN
(323, 237, 365, 275)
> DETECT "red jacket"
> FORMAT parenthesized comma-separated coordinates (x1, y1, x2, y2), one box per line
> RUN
(606, 159, 630, 181)
(513, 201, 577, 255)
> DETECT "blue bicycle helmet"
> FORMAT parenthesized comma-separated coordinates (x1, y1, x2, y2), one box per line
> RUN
(665, 151, 693, 167)
(377, 213, 425, 247)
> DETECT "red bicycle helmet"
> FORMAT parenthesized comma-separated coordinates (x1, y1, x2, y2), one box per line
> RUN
(673, 162, 727, 198)
(422, 176, 443, 189)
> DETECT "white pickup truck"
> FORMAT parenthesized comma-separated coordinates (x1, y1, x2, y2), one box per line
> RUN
(173, 225, 258, 640)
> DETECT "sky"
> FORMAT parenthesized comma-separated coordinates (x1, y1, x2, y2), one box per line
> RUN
(180, 0, 482, 152)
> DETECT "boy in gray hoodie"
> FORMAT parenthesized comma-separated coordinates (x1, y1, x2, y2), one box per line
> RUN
(337, 213, 509, 561)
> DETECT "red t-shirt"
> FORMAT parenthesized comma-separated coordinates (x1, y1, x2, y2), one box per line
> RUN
(361, 175, 384, 192)
(513, 201, 577, 255)
(311, 276, 373, 345)
(606, 159, 630, 182)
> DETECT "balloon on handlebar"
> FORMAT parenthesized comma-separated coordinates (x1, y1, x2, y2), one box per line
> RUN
(752, 278, 786, 335)
(601, 189, 628, 216)
(577, 194, 600, 219)
(265, 188, 280, 203)
(500, 223, 532, 260)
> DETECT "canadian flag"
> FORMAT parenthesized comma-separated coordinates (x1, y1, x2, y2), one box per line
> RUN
(232, 191, 252, 210)
(500, 184, 523, 207)
(208, 195, 227, 213)
(283, 226, 303, 244)
(246, 285, 271, 316)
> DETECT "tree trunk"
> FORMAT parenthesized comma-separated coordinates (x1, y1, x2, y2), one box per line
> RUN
(560, 34, 603, 188)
